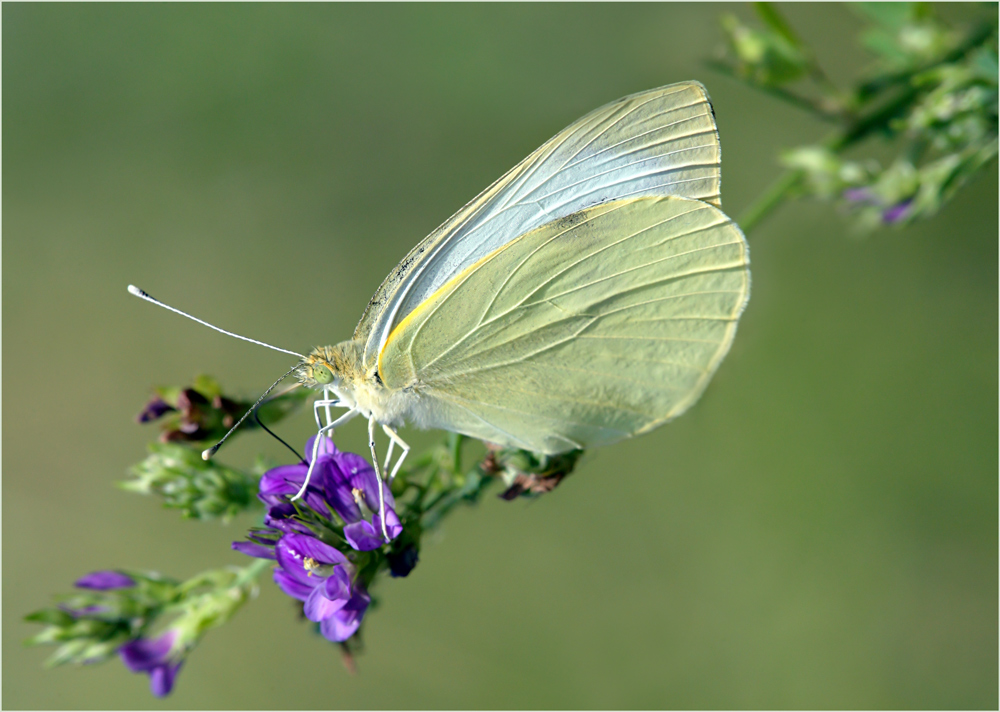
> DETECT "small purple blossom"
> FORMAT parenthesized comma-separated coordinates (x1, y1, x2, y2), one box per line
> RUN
(136, 397, 175, 423)
(328, 448, 403, 550)
(273, 533, 370, 642)
(236, 436, 401, 554)
(231, 541, 276, 560)
(842, 187, 914, 224)
(119, 629, 183, 697)
(321, 587, 371, 643)
(231, 436, 394, 642)
(842, 187, 874, 203)
(882, 199, 913, 224)
(74, 571, 135, 590)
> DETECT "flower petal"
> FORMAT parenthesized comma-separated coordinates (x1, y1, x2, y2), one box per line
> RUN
(60, 603, 108, 617)
(305, 435, 339, 463)
(341, 453, 396, 510)
(344, 508, 402, 551)
(882, 200, 913, 224)
(136, 397, 175, 423)
(273, 567, 314, 602)
(259, 464, 307, 496)
(149, 661, 183, 697)
(260, 462, 330, 515)
(275, 539, 316, 586)
(324, 565, 352, 601)
(323, 475, 362, 524)
(231, 541, 276, 560)
(319, 588, 370, 642)
(281, 533, 348, 567)
(378, 509, 403, 541)
(388, 544, 419, 578)
(119, 630, 177, 672)
(343, 520, 384, 551)
(303, 578, 348, 622)
(75, 571, 135, 590)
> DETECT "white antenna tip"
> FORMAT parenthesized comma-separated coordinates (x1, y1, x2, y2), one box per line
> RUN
(201, 448, 213, 461)
(127, 284, 144, 297)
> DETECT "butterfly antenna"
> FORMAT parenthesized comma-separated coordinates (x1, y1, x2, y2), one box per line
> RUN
(127, 285, 306, 359)
(202, 365, 301, 461)
(253, 400, 306, 464)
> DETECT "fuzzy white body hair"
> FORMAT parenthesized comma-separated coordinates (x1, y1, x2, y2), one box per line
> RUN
(298, 340, 432, 430)
(327, 376, 425, 428)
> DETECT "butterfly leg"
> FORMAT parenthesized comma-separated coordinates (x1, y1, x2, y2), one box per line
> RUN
(291, 408, 358, 501)
(313, 387, 347, 430)
(368, 415, 391, 542)
(381, 424, 410, 484)
(382, 437, 395, 473)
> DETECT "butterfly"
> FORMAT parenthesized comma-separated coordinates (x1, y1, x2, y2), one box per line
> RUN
(131, 81, 750, 540)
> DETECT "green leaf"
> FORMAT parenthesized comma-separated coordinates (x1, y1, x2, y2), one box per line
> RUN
(24, 608, 75, 627)
(854, 3, 918, 31)
(754, 2, 804, 49)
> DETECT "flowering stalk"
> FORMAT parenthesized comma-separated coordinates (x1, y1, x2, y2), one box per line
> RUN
(27, 375, 572, 693)
(25, 561, 267, 697)
(715, 3, 997, 233)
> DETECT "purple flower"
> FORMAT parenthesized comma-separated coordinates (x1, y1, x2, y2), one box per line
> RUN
(257, 437, 338, 516)
(317, 443, 402, 550)
(74, 571, 135, 590)
(320, 587, 371, 643)
(230, 436, 392, 641)
(842, 187, 874, 203)
(882, 199, 913, 224)
(238, 436, 401, 553)
(231, 540, 276, 560)
(136, 397, 175, 423)
(119, 629, 183, 697)
(273, 533, 370, 641)
(842, 187, 914, 224)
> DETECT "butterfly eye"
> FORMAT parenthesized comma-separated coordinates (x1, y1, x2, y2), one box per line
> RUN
(312, 364, 334, 384)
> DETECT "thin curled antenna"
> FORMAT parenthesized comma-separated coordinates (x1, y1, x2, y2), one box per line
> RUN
(202, 364, 301, 460)
(127, 285, 305, 359)
(253, 400, 306, 463)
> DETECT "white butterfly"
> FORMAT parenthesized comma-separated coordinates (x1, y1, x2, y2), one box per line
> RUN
(131, 81, 750, 541)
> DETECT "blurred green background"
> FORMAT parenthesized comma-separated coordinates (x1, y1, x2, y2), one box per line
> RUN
(4, 4, 996, 709)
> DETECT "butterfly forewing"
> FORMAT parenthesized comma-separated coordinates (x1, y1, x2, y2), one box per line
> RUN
(378, 195, 749, 454)
(357, 82, 723, 370)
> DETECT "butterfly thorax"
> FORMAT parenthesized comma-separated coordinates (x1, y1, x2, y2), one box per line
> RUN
(295, 341, 416, 426)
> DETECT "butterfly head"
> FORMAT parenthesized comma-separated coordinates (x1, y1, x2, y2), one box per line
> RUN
(296, 342, 365, 390)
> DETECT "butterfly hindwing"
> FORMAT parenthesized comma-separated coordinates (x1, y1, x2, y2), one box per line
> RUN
(378, 195, 749, 454)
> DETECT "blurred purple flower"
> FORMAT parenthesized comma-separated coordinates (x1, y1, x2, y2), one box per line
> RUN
(119, 629, 183, 697)
(882, 200, 913, 224)
(74, 571, 135, 590)
(136, 397, 175, 423)
(842, 187, 914, 224)
(842, 187, 874, 203)
(231, 541, 276, 560)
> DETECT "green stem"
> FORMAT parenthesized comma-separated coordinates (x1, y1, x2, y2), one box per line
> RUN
(705, 59, 843, 123)
(448, 433, 464, 475)
(737, 168, 804, 235)
(234, 558, 271, 587)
